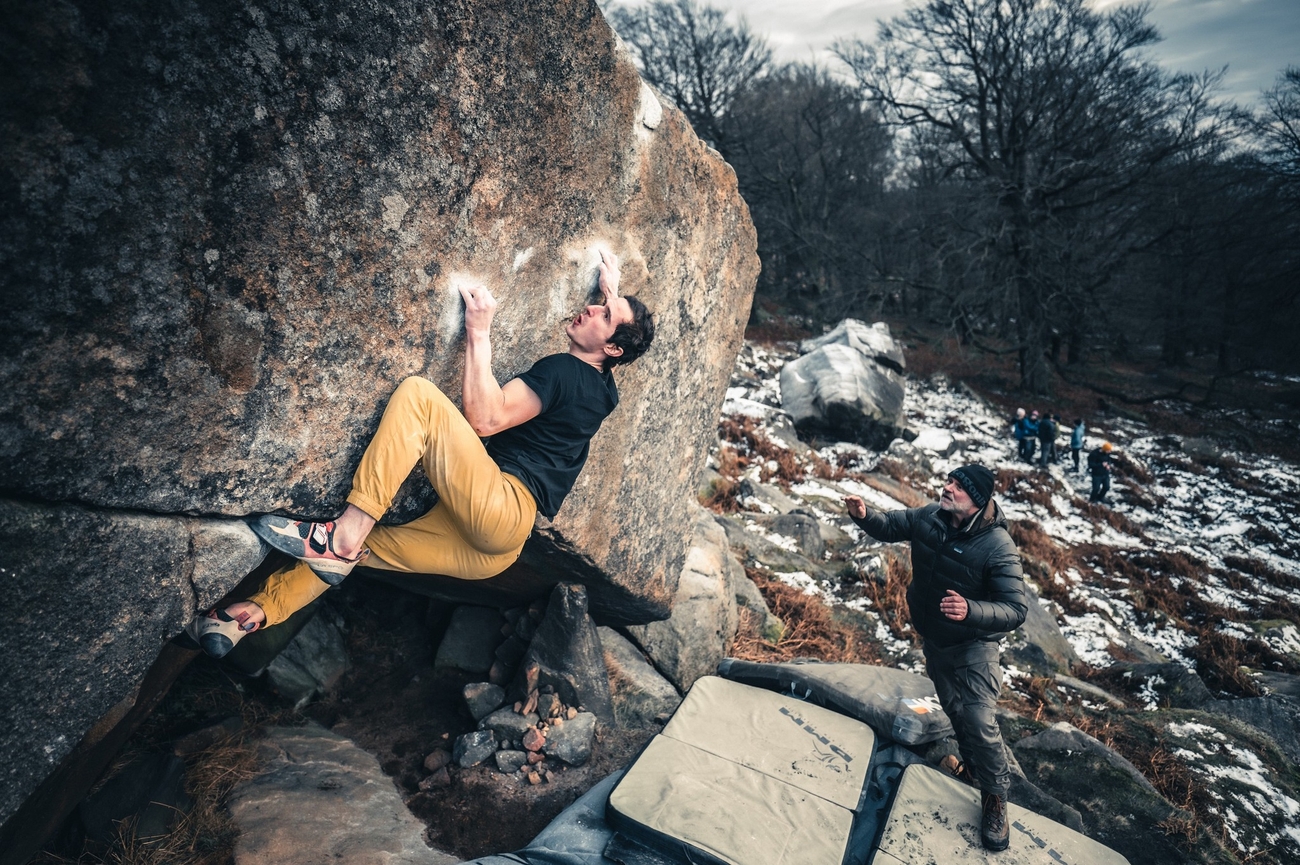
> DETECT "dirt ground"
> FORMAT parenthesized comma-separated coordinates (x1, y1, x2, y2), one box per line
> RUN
(303, 579, 653, 859)
(36, 577, 654, 864)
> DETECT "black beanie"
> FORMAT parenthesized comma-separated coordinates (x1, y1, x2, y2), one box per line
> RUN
(949, 464, 995, 509)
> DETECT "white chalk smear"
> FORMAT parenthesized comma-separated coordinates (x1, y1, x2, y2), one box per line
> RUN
(513, 247, 535, 273)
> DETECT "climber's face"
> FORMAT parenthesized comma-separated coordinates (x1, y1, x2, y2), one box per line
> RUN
(566, 295, 633, 355)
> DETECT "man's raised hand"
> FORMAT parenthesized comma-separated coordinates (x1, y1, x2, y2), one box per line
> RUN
(844, 495, 867, 520)
(597, 249, 621, 302)
(458, 281, 497, 335)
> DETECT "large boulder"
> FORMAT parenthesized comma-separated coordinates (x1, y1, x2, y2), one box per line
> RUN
(0, 500, 264, 830)
(1207, 694, 1300, 764)
(1, 0, 758, 626)
(1003, 583, 1080, 675)
(0, 0, 756, 833)
(780, 321, 906, 448)
(625, 507, 741, 691)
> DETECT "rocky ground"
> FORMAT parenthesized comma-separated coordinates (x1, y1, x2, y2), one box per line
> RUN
(31, 330, 1300, 865)
(708, 337, 1300, 865)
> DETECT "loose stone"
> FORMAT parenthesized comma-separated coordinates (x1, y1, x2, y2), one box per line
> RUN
(522, 727, 546, 752)
(423, 749, 451, 773)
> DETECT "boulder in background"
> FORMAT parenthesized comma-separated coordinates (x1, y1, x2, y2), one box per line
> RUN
(780, 321, 907, 449)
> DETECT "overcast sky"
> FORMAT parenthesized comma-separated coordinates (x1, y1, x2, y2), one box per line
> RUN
(613, 0, 1300, 105)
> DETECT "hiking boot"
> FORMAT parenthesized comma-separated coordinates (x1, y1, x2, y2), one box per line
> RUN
(981, 792, 1010, 851)
(251, 514, 369, 585)
(187, 607, 260, 659)
(939, 754, 975, 787)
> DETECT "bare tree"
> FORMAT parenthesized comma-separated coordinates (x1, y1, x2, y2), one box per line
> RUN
(837, 0, 1208, 393)
(727, 64, 892, 310)
(607, 0, 771, 156)
(1258, 67, 1300, 180)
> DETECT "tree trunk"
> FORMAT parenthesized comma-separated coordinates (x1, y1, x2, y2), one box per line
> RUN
(1010, 223, 1051, 394)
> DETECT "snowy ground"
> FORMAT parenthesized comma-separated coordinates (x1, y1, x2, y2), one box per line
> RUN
(722, 340, 1300, 671)
(715, 338, 1300, 861)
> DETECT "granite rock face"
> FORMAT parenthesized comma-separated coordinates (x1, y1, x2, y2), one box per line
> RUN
(0, 499, 264, 827)
(625, 507, 741, 691)
(1, 0, 759, 626)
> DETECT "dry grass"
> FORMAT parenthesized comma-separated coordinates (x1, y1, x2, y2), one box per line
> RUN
(718, 415, 804, 488)
(1079, 544, 1300, 695)
(700, 445, 745, 513)
(730, 567, 881, 664)
(1074, 499, 1148, 538)
(858, 551, 921, 648)
(34, 731, 262, 865)
(35, 667, 294, 865)
(996, 468, 1061, 515)
(847, 471, 931, 508)
(745, 316, 813, 344)
(1224, 554, 1300, 593)
(1006, 520, 1092, 616)
(1112, 452, 1154, 484)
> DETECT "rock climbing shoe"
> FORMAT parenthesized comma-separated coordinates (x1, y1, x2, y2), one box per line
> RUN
(981, 791, 1010, 851)
(939, 754, 976, 786)
(187, 607, 260, 659)
(250, 514, 369, 585)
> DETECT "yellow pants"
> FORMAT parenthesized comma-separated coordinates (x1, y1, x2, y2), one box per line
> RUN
(248, 376, 537, 626)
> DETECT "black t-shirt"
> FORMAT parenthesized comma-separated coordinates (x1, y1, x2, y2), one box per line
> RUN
(486, 353, 619, 519)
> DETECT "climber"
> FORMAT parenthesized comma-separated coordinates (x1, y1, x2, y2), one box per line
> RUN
(184, 250, 654, 657)
(843, 465, 1027, 852)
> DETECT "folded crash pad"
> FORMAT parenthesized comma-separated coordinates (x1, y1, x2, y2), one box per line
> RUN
(607, 675, 877, 865)
(717, 658, 954, 746)
(869, 764, 1130, 865)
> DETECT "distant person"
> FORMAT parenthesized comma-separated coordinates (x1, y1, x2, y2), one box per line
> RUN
(1036, 413, 1056, 467)
(844, 465, 1027, 852)
(1070, 418, 1086, 472)
(1051, 414, 1064, 463)
(1014, 410, 1038, 463)
(1088, 443, 1115, 503)
(183, 252, 655, 657)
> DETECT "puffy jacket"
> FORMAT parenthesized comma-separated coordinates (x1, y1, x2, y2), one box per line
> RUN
(852, 501, 1027, 647)
(1013, 418, 1038, 440)
(1070, 423, 1085, 449)
(1037, 418, 1056, 442)
(1087, 449, 1113, 475)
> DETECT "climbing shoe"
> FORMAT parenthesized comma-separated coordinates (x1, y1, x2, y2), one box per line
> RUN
(939, 754, 975, 787)
(981, 791, 1010, 851)
(250, 514, 369, 585)
(187, 607, 260, 659)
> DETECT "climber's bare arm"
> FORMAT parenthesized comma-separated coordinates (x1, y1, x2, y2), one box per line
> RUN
(459, 282, 542, 437)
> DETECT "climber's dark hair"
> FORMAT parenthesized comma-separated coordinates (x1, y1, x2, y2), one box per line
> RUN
(605, 295, 655, 371)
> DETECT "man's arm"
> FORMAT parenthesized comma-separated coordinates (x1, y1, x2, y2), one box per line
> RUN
(458, 282, 543, 437)
(844, 496, 917, 543)
(961, 544, 1028, 631)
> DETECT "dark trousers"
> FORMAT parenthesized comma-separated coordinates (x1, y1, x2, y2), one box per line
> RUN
(1038, 441, 1056, 466)
(924, 639, 1011, 797)
(1017, 438, 1036, 462)
(1089, 471, 1110, 502)
(1071, 448, 1081, 471)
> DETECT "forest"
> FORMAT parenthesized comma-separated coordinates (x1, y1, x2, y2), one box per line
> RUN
(608, 0, 1300, 394)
